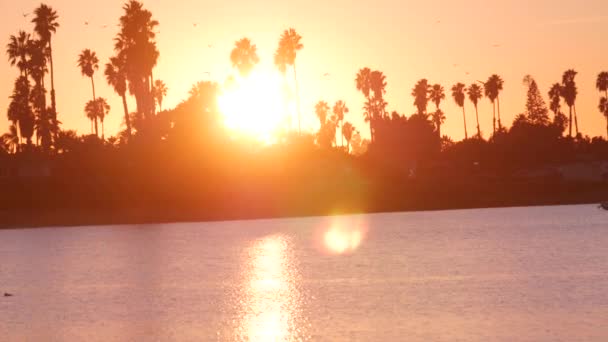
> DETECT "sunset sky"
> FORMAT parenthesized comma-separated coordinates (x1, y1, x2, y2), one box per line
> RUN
(1, 0, 608, 141)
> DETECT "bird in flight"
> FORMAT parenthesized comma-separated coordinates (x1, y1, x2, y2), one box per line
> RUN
(22, 13, 29, 18)
(84, 21, 89, 26)
(323, 73, 330, 77)
(193, 23, 199, 27)
(465, 71, 470, 75)
(100, 25, 108, 29)
(492, 44, 501, 48)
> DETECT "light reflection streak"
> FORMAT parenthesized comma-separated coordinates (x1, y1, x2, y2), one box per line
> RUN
(237, 235, 308, 341)
(322, 216, 368, 255)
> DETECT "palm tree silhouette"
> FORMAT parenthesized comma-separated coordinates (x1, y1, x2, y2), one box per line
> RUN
(32, 4, 59, 115)
(333, 101, 349, 147)
(84, 100, 97, 134)
(452, 83, 468, 139)
(429, 83, 446, 137)
(486, 74, 504, 131)
(6, 31, 31, 77)
(315, 101, 330, 125)
(2, 125, 19, 154)
(561, 69, 578, 137)
(356, 67, 373, 141)
(278, 28, 303, 133)
(548, 83, 562, 120)
(153, 80, 168, 111)
(596, 71, 608, 99)
(230, 38, 259, 77)
(96, 98, 110, 140)
(105, 56, 132, 140)
(467, 83, 483, 138)
(412, 79, 430, 116)
(599, 97, 608, 138)
(78, 49, 99, 136)
(341, 121, 355, 153)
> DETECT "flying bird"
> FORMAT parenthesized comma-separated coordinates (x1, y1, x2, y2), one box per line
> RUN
(193, 23, 198, 27)
(492, 44, 501, 48)
(465, 72, 470, 75)
(22, 13, 29, 18)
(84, 21, 89, 26)
(323, 73, 330, 77)
(100, 25, 108, 29)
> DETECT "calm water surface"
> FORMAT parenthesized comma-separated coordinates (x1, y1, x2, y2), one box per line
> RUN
(1, 205, 607, 341)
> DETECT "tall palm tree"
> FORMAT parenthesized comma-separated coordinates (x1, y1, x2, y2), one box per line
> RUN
(599, 97, 608, 138)
(486, 74, 504, 131)
(84, 100, 97, 134)
(452, 83, 468, 139)
(32, 4, 59, 115)
(95, 98, 110, 140)
(429, 83, 445, 137)
(6, 31, 31, 77)
(2, 124, 20, 154)
(333, 100, 349, 147)
(561, 69, 578, 137)
(341, 121, 355, 153)
(548, 83, 562, 119)
(412, 79, 431, 116)
(115, 0, 159, 120)
(105, 56, 132, 140)
(315, 101, 330, 125)
(230, 38, 259, 77)
(597, 72, 608, 98)
(78, 49, 99, 136)
(278, 28, 303, 133)
(467, 83, 483, 138)
(356, 67, 373, 141)
(153, 79, 167, 111)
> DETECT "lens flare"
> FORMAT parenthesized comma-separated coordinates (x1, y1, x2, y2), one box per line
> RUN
(322, 217, 367, 254)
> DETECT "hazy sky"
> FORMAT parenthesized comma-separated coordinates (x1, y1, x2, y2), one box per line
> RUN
(1, 0, 608, 140)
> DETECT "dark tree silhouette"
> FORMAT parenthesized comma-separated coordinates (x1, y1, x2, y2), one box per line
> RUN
(341, 121, 355, 152)
(6, 31, 31, 77)
(429, 83, 446, 137)
(105, 55, 132, 140)
(522, 75, 550, 125)
(78, 49, 99, 136)
(32, 4, 59, 116)
(277, 28, 303, 133)
(230, 38, 259, 77)
(412, 79, 430, 116)
(452, 82, 468, 139)
(153, 79, 167, 111)
(467, 83, 483, 138)
(333, 100, 349, 147)
(596, 72, 608, 137)
(356, 67, 374, 141)
(561, 69, 578, 137)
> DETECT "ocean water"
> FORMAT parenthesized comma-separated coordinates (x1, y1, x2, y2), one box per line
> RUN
(1, 204, 607, 341)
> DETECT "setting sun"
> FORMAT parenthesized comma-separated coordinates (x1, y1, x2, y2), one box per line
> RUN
(218, 68, 291, 144)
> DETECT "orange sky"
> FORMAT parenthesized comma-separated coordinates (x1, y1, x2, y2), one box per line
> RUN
(1, 0, 608, 141)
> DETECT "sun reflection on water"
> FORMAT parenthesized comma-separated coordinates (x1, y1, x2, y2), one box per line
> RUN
(322, 216, 368, 255)
(237, 235, 308, 341)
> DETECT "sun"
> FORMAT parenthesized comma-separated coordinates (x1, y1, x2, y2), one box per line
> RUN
(218, 68, 291, 144)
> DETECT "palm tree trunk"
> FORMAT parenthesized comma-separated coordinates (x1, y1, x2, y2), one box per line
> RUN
(340, 122, 344, 148)
(293, 64, 301, 134)
(606, 115, 608, 139)
(49, 39, 56, 116)
(122, 93, 132, 140)
(492, 101, 496, 136)
(462, 106, 468, 139)
(101, 119, 105, 140)
(497, 96, 502, 130)
(94, 118, 99, 137)
(90, 76, 98, 137)
(475, 105, 481, 138)
(568, 106, 573, 137)
(574, 104, 579, 136)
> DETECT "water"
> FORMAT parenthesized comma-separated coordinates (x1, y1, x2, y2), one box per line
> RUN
(1, 204, 607, 341)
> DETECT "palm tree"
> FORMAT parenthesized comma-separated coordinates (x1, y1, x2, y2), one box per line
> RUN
(78, 49, 99, 136)
(333, 101, 349, 147)
(278, 28, 303, 133)
(341, 121, 355, 153)
(597, 72, 608, 98)
(32, 4, 59, 115)
(412, 79, 430, 116)
(105, 56, 132, 140)
(315, 101, 330, 125)
(2, 124, 20, 154)
(486, 74, 504, 131)
(84, 100, 98, 134)
(468, 83, 483, 138)
(115, 0, 159, 120)
(6, 31, 31, 76)
(561, 69, 578, 137)
(153, 79, 168, 111)
(356, 67, 373, 140)
(429, 84, 445, 136)
(95, 98, 110, 140)
(452, 83, 468, 139)
(548, 83, 562, 118)
(230, 38, 259, 77)
(599, 97, 608, 138)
